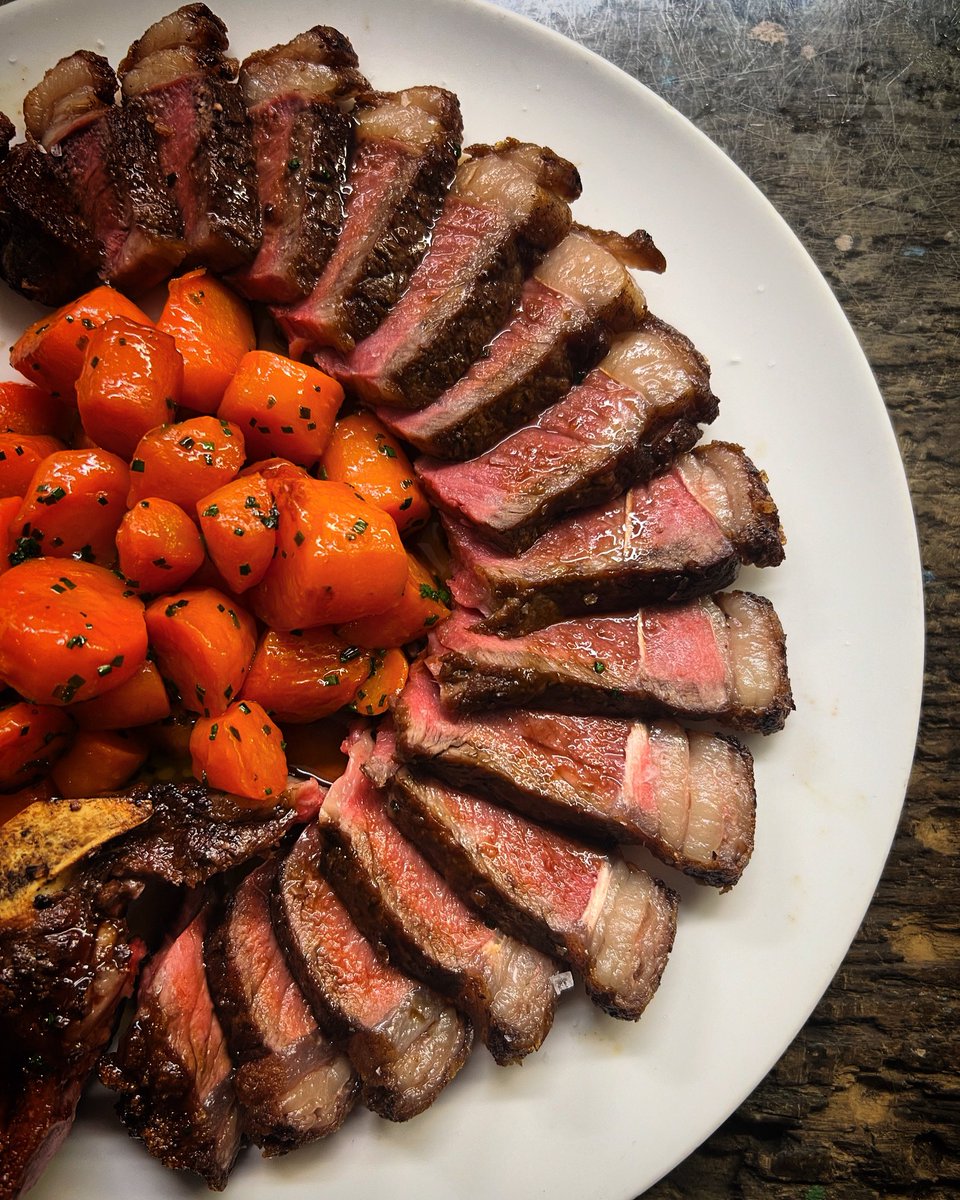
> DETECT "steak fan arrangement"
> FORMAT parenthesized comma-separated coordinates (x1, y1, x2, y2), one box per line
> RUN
(0, 5, 794, 1195)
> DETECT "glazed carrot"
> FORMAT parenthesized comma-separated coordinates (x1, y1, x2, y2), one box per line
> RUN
(158, 269, 255, 414)
(13, 448, 129, 565)
(196, 473, 278, 594)
(71, 658, 171, 730)
(249, 476, 407, 630)
(50, 729, 148, 799)
(0, 434, 65, 499)
(0, 380, 75, 440)
(321, 412, 430, 534)
(0, 495, 21, 573)
(218, 350, 342, 468)
(0, 701, 74, 791)
(0, 559, 147, 705)
(116, 498, 205, 594)
(10, 285, 152, 399)
(349, 648, 409, 717)
(75, 317, 183, 458)
(239, 457, 307, 482)
(127, 416, 245, 510)
(241, 628, 369, 722)
(190, 699, 287, 804)
(145, 587, 257, 717)
(336, 551, 451, 648)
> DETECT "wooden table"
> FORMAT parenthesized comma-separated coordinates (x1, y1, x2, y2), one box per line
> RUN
(490, 1, 958, 1195)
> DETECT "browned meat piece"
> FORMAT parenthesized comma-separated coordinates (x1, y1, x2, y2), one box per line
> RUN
(231, 27, 369, 302)
(447, 441, 785, 635)
(378, 226, 663, 459)
(22, 50, 185, 293)
(278, 85, 462, 355)
(206, 860, 357, 1155)
(432, 591, 794, 734)
(317, 728, 559, 1064)
(389, 767, 679, 1017)
(274, 821, 471, 1121)
(394, 665, 756, 887)
(314, 139, 581, 409)
(0, 113, 14, 157)
(119, 4, 261, 272)
(100, 908, 242, 1190)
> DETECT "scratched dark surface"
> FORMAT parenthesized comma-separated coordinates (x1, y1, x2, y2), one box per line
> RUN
(489, 1, 959, 1197)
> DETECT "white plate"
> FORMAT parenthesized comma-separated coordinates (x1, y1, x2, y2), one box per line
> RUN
(0, 0, 924, 1197)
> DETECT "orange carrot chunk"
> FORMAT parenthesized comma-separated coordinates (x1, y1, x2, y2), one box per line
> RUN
(0, 559, 147, 705)
(13, 448, 129, 565)
(241, 628, 369, 723)
(336, 551, 451, 648)
(0, 495, 22, 574)
(195, 473, 278, 593)
(190, 699, 288, 804)
(158, 269, 255, 414)
(10, 285, 152, 399)
(0, 434, 65, 499)
(0, 380, 75, 440)
(218, 350, 342, 468)
(50, 728, 148, 799)
(127, 416, 245, 511)
(0, 701, 74, 791)
(349, 648, 410, 717)
(249, 476, 407, 630)
(75, 317, 183, 458)
(321, 412, 430, 534)
(71, 659, 171, 730)
(116, 498, 205, 594)
(145, 587, 257, 717)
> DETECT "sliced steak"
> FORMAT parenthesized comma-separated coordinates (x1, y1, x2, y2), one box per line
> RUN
(231, 27, 369, 303)
(378, 225, 662, 458)
(394, 665, 756, 886)
(418, 316, 719, 551)
(23, 50, 185, 293)
(119, 3, 261, 272)
(447, 441, 785, 634)
(432, 591, 794, 734)
(206, 860, 357, 1155)
(389, 767, 678, 1017)
(99, 908, 242, 1191)
(316, 138, 581, 409)
(278, 86, 462, 355)
(274, 821, 471, 1121)
(318, 728, 559, 1064)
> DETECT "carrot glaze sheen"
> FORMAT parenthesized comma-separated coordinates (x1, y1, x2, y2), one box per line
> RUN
(128, 417, 245, 511)
(190, 699, 287, 803)
(241, 627, 369, 722)
(116, 498, 205, 593)
(0, 700, 73, 790)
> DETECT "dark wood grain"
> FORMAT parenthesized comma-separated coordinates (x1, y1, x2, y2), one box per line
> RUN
(494, 1, 959, 1196)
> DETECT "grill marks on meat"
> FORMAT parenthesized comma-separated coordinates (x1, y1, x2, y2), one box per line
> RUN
(274, 821, 471, 1120)
(316, 138, 581, 409)
(231, 27, 369, 302)
(447, 441, 784, 635)
(394, 665, 756, 886)
(278, 86, 463, 355)
(206, 861, 357, 1154)
(432, 591, 794, 734)
(22, 51, 185, 293)
(318, 728, 558, 1064)
(418, 316, 719, 551)
(119, 3, 261, 272)
(389, 768, 678, 1017)
(377, 225, 660, 459)
(100, 909, 242, 1190)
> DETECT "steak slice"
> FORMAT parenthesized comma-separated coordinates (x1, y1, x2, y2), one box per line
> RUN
(447, 441, 785, 634)
(22, 50, 185, 293)
(274, 821, 471, 1121)
(231, 27, 369, 303)
(418, 315, 719, 551)
(99, 908, 243, 1191)
(389, 767, 678, 1017)
(278, 86, 462, 355)
(316, 138, 581, 409)
(377, 225, 661, 459)
(319, 728, 559, 1064)
(119, 3, 261, 272)
(432, 590, 794, 734)
(206, 860, 357, 1155)
(394, 665, 756, 886)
